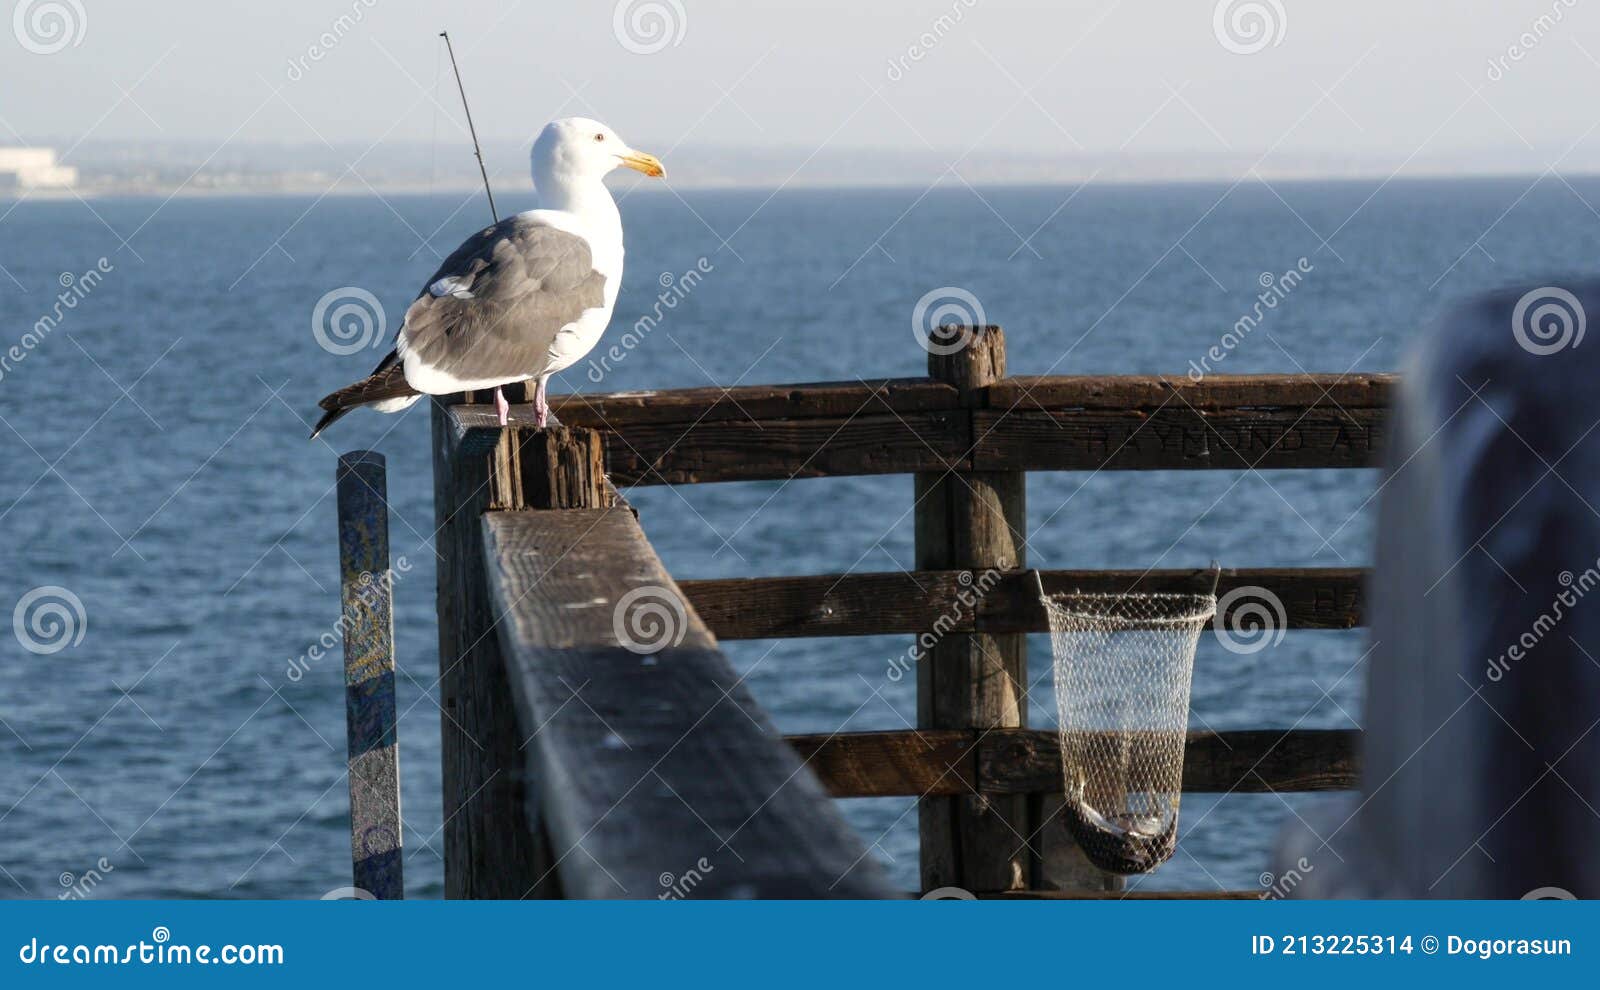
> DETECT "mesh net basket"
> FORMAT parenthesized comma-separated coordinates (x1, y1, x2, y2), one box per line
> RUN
(1042, 588, 1216, 875)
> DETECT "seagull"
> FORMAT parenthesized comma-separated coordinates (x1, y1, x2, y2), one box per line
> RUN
(310, 117, 664, 438)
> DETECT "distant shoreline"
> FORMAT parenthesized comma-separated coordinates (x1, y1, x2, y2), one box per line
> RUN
(6, 167, 1599, 203)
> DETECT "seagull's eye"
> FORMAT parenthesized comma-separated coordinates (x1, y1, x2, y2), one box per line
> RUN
(593, 133, 605, 142)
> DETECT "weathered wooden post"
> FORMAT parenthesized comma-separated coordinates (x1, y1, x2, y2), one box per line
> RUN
(488, 425, 612, 512)
(432, 395, 611, 898)
(336, 450, 403, 900)
(431, 396, 547, 898)
(914, 325, 1034, 893)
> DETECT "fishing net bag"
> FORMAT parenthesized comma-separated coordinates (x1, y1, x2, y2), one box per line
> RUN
(1039, 578, 1216, 874)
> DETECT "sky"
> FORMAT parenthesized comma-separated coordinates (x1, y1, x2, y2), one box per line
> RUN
(5, 0, 1600, 179)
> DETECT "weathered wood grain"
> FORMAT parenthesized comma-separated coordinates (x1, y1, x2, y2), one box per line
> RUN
(551, 377, 962, 424)
(605, 411, 969, 486)
(480, 371, 1395, 422)
(984, 373, 1395, 411)
(785, 729, 1359, 796)
(431, 402, 552, 898)
(336, 451, 402, 900)
(915, 326, 1035, 893)
(540, 373, 1393, 422)
(680, 567, 1366, 640)
(447, 374, 1392, 484)
(453, 404, 968, 486)
(482, 507, 895, 898)
(972, 406, 1386, 471)
(786, 730, 977, 798)
(487, 426, 614, 511)
(979, 728, 1359, 795)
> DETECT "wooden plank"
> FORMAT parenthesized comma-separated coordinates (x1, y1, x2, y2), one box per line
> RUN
(528, 373, 1392, 423)
(452, 404, 967, 486)
(972, 405, 1386, 471)
(979, 729, 1359, 795)
(602, 410, 968, 486)
(786, 730, 977, 798)
(914, 325, 1037, 894)
(680, 567, 1366, 640)
(335, 451, 402, 900)
(786, 729, 1359, 796)
(482, 507, 895, 898)
(985, 373, 1395, 411)
(682, 570, 986, 641)
(430, 401, 553, 898)
(449, 375, 1392, 484)
(550, 377, 962, 424)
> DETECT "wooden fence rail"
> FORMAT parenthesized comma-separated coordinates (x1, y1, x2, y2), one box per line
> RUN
(482, 502, 894, 898)
(785, 729, 1359, 798)
(680, 567, 1366, 640)
(448, 372, 1395, 486)
(430, 343, 1387, 899)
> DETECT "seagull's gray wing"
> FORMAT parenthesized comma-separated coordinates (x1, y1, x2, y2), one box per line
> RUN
(400, 214, 608, 385)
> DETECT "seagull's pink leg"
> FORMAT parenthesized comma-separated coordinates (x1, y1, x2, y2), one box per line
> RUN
(494, 386, 509, 427)
(533, 377, 549, 429)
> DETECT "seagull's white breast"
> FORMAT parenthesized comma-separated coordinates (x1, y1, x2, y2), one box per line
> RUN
(528, 208, 624, 380)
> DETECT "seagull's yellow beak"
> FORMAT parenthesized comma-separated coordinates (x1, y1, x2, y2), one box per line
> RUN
(618, 149, 665, 178)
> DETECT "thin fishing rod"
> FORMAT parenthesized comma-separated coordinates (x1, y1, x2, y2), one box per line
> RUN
(439, 30, 497, 223)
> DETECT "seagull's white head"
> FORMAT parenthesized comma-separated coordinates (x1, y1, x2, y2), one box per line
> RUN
(530, 117, 664, 196)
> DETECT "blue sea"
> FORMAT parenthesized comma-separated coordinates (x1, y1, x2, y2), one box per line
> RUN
(1, 175, 1595, 899)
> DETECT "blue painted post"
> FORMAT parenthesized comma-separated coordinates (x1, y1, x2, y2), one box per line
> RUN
(336, 450, 403, 900)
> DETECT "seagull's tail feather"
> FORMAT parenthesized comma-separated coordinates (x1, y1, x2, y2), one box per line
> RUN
(310, 353, 421, 439)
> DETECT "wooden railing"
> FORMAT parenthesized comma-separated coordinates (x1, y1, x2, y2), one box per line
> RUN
(448, 369, 1389, 484)
(431, 325, 1392, 899)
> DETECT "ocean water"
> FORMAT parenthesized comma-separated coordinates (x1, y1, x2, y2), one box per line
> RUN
(2, 176, 1597, 899)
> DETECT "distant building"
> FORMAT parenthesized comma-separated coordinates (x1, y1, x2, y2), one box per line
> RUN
(0, 147, 77, 191)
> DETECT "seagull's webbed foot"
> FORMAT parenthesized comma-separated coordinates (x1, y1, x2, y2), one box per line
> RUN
(494, 386, 509, 427)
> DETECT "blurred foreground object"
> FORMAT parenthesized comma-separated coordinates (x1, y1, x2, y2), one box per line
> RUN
(1276, 279, 1600, 898)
